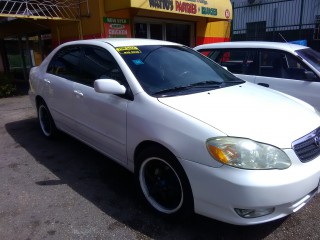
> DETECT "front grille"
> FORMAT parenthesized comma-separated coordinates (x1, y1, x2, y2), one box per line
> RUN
(292, 127, 320, 163)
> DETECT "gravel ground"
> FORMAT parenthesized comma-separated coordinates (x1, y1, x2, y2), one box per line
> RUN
(0, 95, 319, 240)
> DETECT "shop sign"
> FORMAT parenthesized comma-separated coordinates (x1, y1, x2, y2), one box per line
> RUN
(103, 17, 131, 38)
(130, 0, 232, 19)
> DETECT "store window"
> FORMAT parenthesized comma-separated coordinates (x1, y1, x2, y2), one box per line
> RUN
(135, 23, 148, 38)
(135, 23, 163, 40)
(166, 23, 190, 46)
(134, 19, 193, 47)
(4, 32, 52, 80)
(150, 24, 163, 40)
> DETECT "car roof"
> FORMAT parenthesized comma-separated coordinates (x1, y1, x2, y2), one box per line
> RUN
(194, 41, 309, 53)
(60, 38, 181, 48)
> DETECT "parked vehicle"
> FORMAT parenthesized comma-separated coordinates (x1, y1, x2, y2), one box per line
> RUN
(29, 38, 320, 225)
(194, 41, 320, 110)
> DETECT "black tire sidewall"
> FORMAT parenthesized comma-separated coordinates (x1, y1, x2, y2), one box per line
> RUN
(135, 147, 194, 219)
(37, 101, 56, 138)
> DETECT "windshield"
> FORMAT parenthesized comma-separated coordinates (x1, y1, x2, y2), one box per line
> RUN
(295, 48, 320, 72)
(118, 45, 244, 97)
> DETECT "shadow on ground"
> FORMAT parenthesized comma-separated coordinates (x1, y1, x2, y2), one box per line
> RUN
(5, 117, 286, 239)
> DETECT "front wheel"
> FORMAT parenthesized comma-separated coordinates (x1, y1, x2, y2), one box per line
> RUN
(135, 147, 194, 218)
(37, 101, 57, 138)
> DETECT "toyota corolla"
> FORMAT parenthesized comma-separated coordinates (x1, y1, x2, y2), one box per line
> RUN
(29, 38, 320, 225)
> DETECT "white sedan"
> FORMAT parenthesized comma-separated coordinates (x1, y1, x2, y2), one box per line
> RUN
(29, 38, 320, 225)
(194, 41, 320, 110)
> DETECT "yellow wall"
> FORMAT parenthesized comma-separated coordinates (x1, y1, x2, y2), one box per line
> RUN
(50, 21, 80, 45)
(206, 21, 231, 38)
(50, 0, 232, 46)
(196, 20, 231, 44)
(51, 0, 104, 46)
(80, 0, 103, 38)
(105, 0, 130, 12)
(104, 9, 131, 19)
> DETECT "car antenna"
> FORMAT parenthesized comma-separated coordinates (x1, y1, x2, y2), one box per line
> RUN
(279, 33, 288, 43)
(279, 32, 298, 51)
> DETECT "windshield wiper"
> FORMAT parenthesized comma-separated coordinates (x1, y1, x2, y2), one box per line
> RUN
(152, 81, 223, 96)
(225, 80, 245, 84)
(188, 81, 223, 87)
(152, 85, 193, 95)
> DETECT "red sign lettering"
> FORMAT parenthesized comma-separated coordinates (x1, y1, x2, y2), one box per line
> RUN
(176, 1, 197, 14)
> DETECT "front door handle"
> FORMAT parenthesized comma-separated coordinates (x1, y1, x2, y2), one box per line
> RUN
(258, 83, 269, 87)
(74, 90, 84, 97)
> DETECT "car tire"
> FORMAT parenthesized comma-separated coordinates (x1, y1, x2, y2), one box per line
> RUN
(37, 100, 57, 138)
(135, 147, 194, 219)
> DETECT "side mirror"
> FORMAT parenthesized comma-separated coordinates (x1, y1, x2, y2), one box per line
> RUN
(94, 79, 126, 94)
(305, 71, 317, 80)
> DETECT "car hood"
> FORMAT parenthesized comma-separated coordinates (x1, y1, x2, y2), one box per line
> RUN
(158, 82, 320, 148)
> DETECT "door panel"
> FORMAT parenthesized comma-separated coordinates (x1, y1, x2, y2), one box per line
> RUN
(70, 46, 129, 163)
(72, 83, 128, 163)
(44, 45, 82, 133)
(43, 73, 76, 132)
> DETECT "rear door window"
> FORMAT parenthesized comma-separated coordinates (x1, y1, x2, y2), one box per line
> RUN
(213, 49, 258, 75)
(47, 46, 82, 82)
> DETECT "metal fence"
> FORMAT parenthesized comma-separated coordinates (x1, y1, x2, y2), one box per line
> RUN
(231, 0, 320, 50)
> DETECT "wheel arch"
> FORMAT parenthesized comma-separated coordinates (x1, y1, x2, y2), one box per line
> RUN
(133, 140, 193, 194)
(134, 141, 174, 169)
(35, 95, 46, 108)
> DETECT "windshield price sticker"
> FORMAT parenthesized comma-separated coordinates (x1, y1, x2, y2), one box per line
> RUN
(116, 46, 141, 54)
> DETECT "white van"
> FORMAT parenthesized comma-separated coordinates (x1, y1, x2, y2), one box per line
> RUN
(194, 41, 320, 110)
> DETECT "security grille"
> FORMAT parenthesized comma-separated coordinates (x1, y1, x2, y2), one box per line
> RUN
(314, 15, 320, 40)
(246, 21, 266, 40)
(0, 0, 88, 20)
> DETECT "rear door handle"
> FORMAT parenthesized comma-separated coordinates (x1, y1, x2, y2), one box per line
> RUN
(258, 83, 269, 87)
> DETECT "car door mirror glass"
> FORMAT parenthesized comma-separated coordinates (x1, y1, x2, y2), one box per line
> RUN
(94, 79, 126, 95)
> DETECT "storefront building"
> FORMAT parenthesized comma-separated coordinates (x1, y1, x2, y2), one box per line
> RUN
(0, 0, 232, 81)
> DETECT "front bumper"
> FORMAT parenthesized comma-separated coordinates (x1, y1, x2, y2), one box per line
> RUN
(180, 149, 320, 225)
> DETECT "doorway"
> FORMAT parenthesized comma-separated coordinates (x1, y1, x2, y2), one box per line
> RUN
(134, 18, 194, 47)
(3, 32, 52, 81)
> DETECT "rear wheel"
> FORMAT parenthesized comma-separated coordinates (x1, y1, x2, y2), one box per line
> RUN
(37, 101, 57, 138)
(135, 147, 193, 218)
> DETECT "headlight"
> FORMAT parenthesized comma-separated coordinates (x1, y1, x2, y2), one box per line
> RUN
(206, 137, 291, 170)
